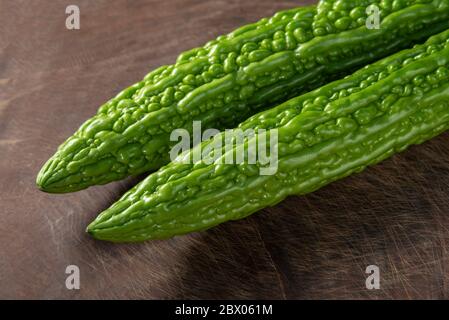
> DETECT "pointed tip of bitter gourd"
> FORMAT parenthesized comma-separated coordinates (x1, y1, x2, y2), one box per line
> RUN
(86, 219, 132, 243)
(36, 158, 62, 193)
(86, 219, 107, 241)
(85, 224, 120, 242)
(86, 218, 105, 238)
(35, 156, 82, 193)
(86, 197, 166, 242)
(85, 201, 135, 242)
(85, 223, 100, 239)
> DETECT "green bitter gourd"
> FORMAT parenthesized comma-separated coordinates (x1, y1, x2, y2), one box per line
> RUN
(87, 27, 449, 242)
(37, 0, 449, 193)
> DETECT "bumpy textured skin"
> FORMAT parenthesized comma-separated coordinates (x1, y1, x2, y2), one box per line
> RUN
(87, 29, 449, 242)
(37, 0, 449, 193)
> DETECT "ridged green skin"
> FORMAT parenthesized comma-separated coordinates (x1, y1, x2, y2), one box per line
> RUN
(37, 0, 449, 193)
(87, 28, 449, 242)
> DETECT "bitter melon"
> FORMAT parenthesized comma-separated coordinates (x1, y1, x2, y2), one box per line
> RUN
(37, 0, 449, 193)
(87, 28, 449, 242)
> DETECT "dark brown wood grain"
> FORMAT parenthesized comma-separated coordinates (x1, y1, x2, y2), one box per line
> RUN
(1, 0, 448, 299)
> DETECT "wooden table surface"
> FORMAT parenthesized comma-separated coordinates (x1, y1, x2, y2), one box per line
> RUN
(1, 0, 449, 299)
